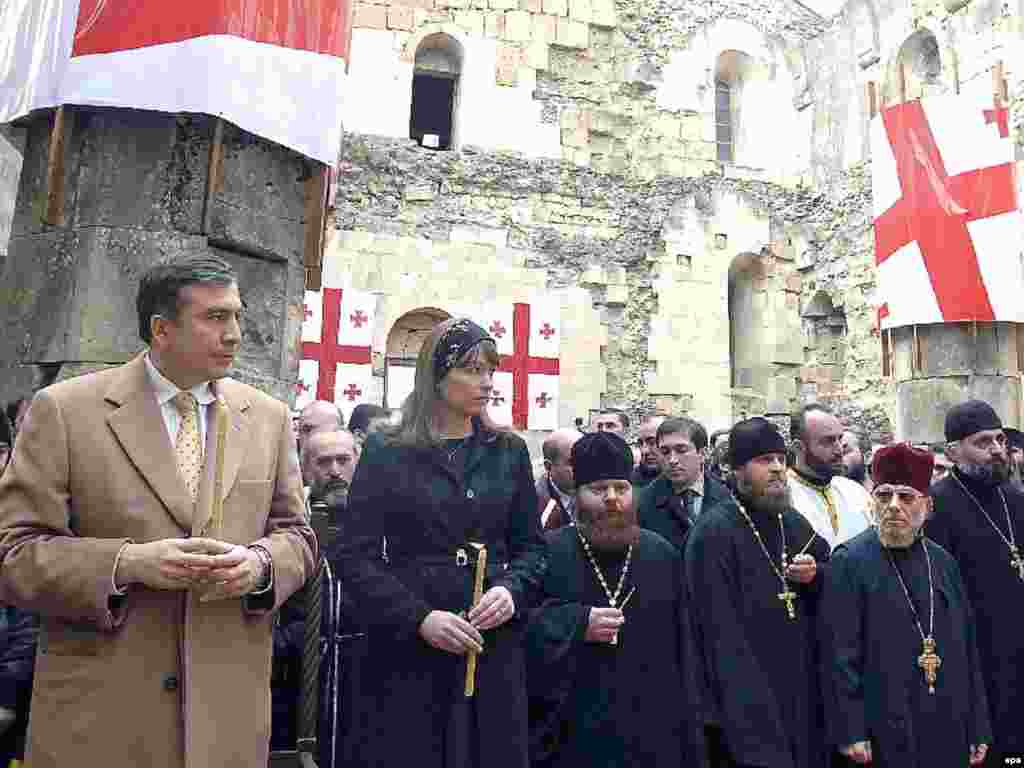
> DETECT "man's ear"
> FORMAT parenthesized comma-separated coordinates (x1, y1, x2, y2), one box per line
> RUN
(945, 441, 961, 463)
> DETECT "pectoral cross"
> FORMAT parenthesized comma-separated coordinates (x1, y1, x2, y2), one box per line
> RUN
(918, 636, 942, 694)
(1010, 545, 1024, 581)
(778, 589, 797, 620)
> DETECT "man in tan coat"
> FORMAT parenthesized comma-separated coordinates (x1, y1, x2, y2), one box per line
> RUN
(0, 254, 318, 768)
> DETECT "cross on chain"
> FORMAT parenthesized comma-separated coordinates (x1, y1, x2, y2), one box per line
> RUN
(778, 589, 797, 619)
(1011, 545, 1024, 581)
(874, 100, 1017, 324)
(918, 637, 942, 694)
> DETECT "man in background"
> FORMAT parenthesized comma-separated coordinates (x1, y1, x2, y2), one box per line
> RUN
(537, 428, 582, 529)
(632, 415, 666, 489)
(590, 409, 629, 436)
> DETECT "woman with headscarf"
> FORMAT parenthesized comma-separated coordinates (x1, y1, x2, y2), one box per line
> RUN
(332, 318, 546, 768)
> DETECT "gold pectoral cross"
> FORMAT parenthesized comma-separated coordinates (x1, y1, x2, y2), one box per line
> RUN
(918, 636, 941, 694)
(778, 589, 797, 620)
(1011, 546, 1024, 581)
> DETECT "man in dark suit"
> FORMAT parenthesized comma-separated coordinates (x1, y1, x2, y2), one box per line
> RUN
(537, 428, 583, 529)
(0, 254, 317, 768)
(637, 416, 731, 553)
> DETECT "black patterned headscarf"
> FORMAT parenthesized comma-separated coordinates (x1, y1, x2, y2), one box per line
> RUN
(433, 319, 495, 383)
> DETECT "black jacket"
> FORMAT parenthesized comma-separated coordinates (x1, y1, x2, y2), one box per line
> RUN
(0, 605, 37, 763)
(332, 421, 546, 768)
(637, 472, 733, 554)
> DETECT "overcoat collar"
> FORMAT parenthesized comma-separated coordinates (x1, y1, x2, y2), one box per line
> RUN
(104, 354, 251, 533)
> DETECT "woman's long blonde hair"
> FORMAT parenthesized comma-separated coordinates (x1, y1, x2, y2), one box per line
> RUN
(390, 318, 506, 448)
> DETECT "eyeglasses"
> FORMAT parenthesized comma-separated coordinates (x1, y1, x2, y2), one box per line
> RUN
(872, 485, 925, 505)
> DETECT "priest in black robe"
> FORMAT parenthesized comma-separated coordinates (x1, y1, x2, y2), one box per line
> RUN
(821, 443, 991, 767)
(927, 399, 1024, 766)
(686, 417, 830, 768)
(525, 431, 703, 768)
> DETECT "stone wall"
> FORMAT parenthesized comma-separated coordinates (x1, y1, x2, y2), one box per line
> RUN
(0, 126, 25, 259)
(0, 108, 310, 404)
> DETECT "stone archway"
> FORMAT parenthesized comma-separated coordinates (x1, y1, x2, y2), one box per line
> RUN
(384, 307, 450, 409)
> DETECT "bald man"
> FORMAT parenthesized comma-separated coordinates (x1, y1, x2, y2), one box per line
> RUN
(538, 428, 583, 529)
(296, 402, 342, 481)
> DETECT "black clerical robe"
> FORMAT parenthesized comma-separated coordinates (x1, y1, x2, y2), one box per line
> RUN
(685, 499, 830, 768)
(820, 530, 991, 768)
(928, 470, 1024, 763)
(525, 527, 703, 768)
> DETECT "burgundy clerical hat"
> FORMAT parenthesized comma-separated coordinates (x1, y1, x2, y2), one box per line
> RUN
(871, 443, 933, 495)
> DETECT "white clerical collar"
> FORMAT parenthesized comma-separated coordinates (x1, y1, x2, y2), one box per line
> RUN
(144, 353, 216, 407)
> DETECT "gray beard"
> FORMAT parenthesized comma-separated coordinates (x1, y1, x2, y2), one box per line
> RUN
(878, 526, 919, 549)
(957, 461, 1008, 486)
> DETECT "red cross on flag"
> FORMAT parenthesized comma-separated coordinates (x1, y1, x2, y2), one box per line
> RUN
(300, 288, 375, 411)
(872, 92, 1021, 329)
(0, 0, 352, 164)
(480, 301, 560, 430)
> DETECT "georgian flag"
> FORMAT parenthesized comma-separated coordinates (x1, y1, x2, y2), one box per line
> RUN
(872, 92, 1021, 329)
(0, 0, 351, 164)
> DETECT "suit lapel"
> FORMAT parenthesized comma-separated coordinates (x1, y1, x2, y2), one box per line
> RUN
(193, 381, 250, 537)
(105, 355, 193, 532)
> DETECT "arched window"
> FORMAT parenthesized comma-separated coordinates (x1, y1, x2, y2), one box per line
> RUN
(715, 80, 733, 162)
(409, 34, 463, 151)
(384, 307, 450, 409)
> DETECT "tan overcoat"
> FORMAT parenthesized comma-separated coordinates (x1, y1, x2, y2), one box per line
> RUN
(0, 354, 318, 768)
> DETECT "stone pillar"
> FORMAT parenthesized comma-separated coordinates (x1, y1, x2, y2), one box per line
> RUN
(0, 108, 311, 404)
(892, 322, 1022, 443)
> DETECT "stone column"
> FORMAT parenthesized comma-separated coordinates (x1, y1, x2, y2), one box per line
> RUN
(0, 108, 311, 404)
(891, 322, 1022, 443)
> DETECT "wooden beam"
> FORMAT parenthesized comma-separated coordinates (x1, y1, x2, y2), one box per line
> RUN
(866, 81, 878, 119)
(881, 328, 892, 378)
(201, 118, 226, 234)
(898, 61, 907, 104)
(993, 60, 1008, 105)
(303, 165, 328, 291)
(43, 106, 70, 226)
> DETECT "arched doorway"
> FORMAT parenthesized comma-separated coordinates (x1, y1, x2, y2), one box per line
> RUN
(384, 307, 450, 409)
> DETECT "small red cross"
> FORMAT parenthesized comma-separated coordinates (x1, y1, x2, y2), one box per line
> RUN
(984, 106, 1010, 138)
(874, 101, 1017, 323)
(342, 383, 363, 402)
(303, 304, 314, 322)
(295, 380, 311, 395)
(489, 320, 507, 338)
(539, 323, 556, 340)
(535, 392, 552, 409)
(491, 390, 506, 406)
(350, 310, 368, 329)
(301, 289, 372, 402)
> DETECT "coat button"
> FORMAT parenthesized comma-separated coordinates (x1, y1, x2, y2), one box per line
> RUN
(466, 489, 475, 499)
(163, 675, 179, 692)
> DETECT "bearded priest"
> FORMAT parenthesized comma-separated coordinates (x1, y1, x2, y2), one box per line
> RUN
(686, 417, 830, 768)
(525, 431, 703, 768)
(820, 443, 991, 767)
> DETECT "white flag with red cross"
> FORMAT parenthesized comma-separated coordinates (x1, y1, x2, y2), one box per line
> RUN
(0, 0, 351, 164)
(299, 287, 375, 409)
(490, 301, 561, 431)
(872, 92, 1021, 330)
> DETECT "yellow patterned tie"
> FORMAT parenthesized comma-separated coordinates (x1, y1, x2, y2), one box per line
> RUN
(173, 392, 202, 502)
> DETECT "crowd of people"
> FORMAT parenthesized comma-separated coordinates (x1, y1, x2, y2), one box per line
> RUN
(0, 253, 1022, 768)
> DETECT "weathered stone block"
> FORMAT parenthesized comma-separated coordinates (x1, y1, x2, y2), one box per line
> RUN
(590, 0, 616, 26)
(533, 13, 557, 40)
(0, 125, 25, 257)
(387, 5, 415, 29)
(542, 0, 568, 16)
(485, 11, 506, 36)
(606, 284, 628, 305)
(495, 44, 522, 85)
(455, 10, 485, 35)
(897, 376, 1022, 443)
(524, 40, 550, 70)
(519, 0, 542, 10)
(353, 3, 389, 27)
(503, 10, 533, 40)
(554, 17, 588, 48)
(489, 0, 518, 11)
(568, 0, 592, 23)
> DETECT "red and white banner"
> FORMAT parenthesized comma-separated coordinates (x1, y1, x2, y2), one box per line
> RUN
(872, 92, 1021, 329)
(300, 288, 373, 405)
(0, 0, 351, 164)
(490, 302, 561, 431)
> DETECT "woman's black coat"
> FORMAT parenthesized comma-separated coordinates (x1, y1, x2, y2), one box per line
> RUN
(332, 423, 546, 768)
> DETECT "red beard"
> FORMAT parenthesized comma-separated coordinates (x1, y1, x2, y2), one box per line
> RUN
(579, 502, 641, 552)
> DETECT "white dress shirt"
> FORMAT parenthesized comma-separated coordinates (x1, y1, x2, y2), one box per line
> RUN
(144, 354, 216, 449)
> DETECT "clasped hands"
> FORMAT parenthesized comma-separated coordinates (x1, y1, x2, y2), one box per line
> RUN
(842, 740, 987, 765)
(419, 586, 515, 655)
(784, 553, 817, 584)
(115, 538, 266, 601)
